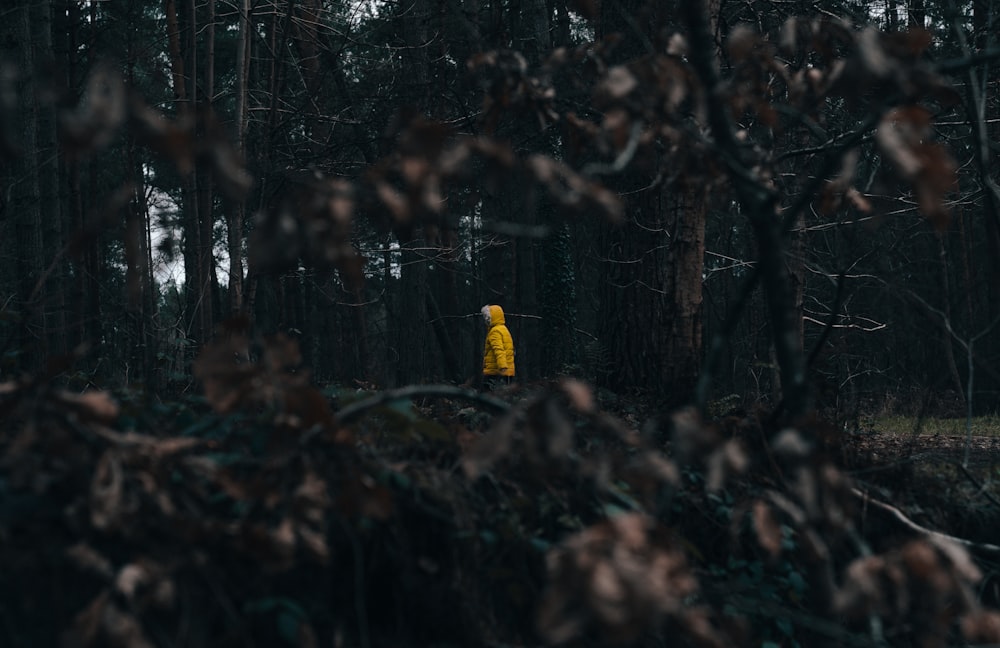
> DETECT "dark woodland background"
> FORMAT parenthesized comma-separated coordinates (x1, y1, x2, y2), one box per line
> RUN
(5, 0, 1000, 417)
(5, 0, 1000, 647)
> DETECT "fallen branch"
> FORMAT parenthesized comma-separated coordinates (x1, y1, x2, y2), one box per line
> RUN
(852, 487, 1000, 557)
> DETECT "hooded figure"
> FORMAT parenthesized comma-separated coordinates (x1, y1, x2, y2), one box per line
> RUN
(481, 304, 515, 380)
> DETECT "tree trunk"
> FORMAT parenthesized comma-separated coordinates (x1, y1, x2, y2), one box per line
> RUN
(540, 221, 578, 376)
(907, 0, 925, 29)
(1, 0, 44, 372)
(292, 0, 331, 159)
(229, 0, 250, 316)
(124, 30, 156, 389)
(33, 0, 65, 360)
(124, 138, 150, 386)
(594, 0, 706, 404)
(164, 0, 206, 345)
(513, 222, 539, 382)
(246, 0, 295, 326)
(886, 0, 899, 30)
(197, 0, 218, 337)
(398, 236, 434, 384)
(599, 179, 706, 404)
(937, 234, 965, 400)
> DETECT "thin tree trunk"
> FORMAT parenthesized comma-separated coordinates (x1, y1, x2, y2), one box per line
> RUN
(399, 236, 433, 384)
(124, 138, 147, 386)
(33, 0, 65, 359)
(165, 0, 205, 344)
(907, 0, 925, 29)
(188, 0, 215, 343)
(246, 0, 295, 324)
(667, 182, 707, 400)
(886, 0, 899, 31)
(199, 0, 218, 336)
(3, 1, 44, 371)
(937, 234, 965, 400)
(229, 0, 250, 316)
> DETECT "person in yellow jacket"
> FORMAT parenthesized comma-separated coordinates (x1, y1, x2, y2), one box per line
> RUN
(481, 304, 515, 388)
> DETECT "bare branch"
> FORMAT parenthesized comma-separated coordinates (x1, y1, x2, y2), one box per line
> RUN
(853, 487, 1000, 557)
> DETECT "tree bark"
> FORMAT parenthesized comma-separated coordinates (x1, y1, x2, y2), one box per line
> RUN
(197, 0, 219, 336)
(1, 0, 45, 371)
(907, 0, 925, 29)
(228, 0, 250, 316)
(33, 0, 65, 360)
(594, 0, 707, 404)
(164, 0, 207, 345)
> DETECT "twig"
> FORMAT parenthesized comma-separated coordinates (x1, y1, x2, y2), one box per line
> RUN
(805, 272, 846, 370)
(852, 487, 1000, 557)
(935, 47, 1000, 75)
(481, 220, 551, 239)
(953, 462, 1000, 510)
(583, 122, 644, 176)
(425, 312, 542, 325)
(336, 384, 511, 424)
(425, 313, 480, 325)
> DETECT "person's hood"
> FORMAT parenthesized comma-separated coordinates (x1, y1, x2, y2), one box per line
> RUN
(488, 304, 506, 326)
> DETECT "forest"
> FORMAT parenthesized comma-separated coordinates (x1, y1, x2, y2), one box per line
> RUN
(5, 0, 1000, 646)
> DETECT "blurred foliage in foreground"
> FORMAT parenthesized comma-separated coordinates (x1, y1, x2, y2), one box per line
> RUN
(3, 332, 1000, 647)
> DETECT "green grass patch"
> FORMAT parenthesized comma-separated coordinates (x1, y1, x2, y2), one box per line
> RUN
(872, 415, 1000, 437)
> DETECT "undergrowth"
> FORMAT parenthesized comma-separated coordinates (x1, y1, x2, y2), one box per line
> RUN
(2, 332, 1000, 647)
(873, 415, 1000, 437)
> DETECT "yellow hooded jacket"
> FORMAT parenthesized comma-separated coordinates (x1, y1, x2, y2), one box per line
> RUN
(482, 305, 515, 377)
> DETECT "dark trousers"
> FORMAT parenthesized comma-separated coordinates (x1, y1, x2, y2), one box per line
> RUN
(483, 375, 512, 391)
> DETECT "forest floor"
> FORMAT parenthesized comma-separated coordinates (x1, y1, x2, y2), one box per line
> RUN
(7, 375, 1000, 646)
(843, 430, 1000, 548)
(850, 430, 1000, 468)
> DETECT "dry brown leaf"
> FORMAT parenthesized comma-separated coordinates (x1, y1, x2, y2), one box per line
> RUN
(297, 524, 329, 563)
(727, 25, 760, 64)
(927, 535, 981, 583)
(779, 18, 799, 54)
(115, 563, 148, 601)
(90, 451, 124, 531)
(630, 452, 680, 487)
(59, 390, 120, 424)
(858, 27, 892, 78)
(961, 610, 1000, 643)
(601, 66, 637, 100)
(462, 420, 514, 479)
(66, 544, 114, 580)
(846, 186, 872, 213)
(770, 428, 811, 460)
(129, 97, 195, 175)
(375, 181, 409, 223)
(834, 555, 887, 618)
(561, 379, 594, 413)
(588, 559, 627, 623)
(59, 64, 126, 153)
(295, 471, 330, 524)
(542, 399, 575, 460)
(538, 514, 699, 645)
(876, 113, 922, 178)
(273, 517, 297, 559)
(752, 500, 783, 558)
